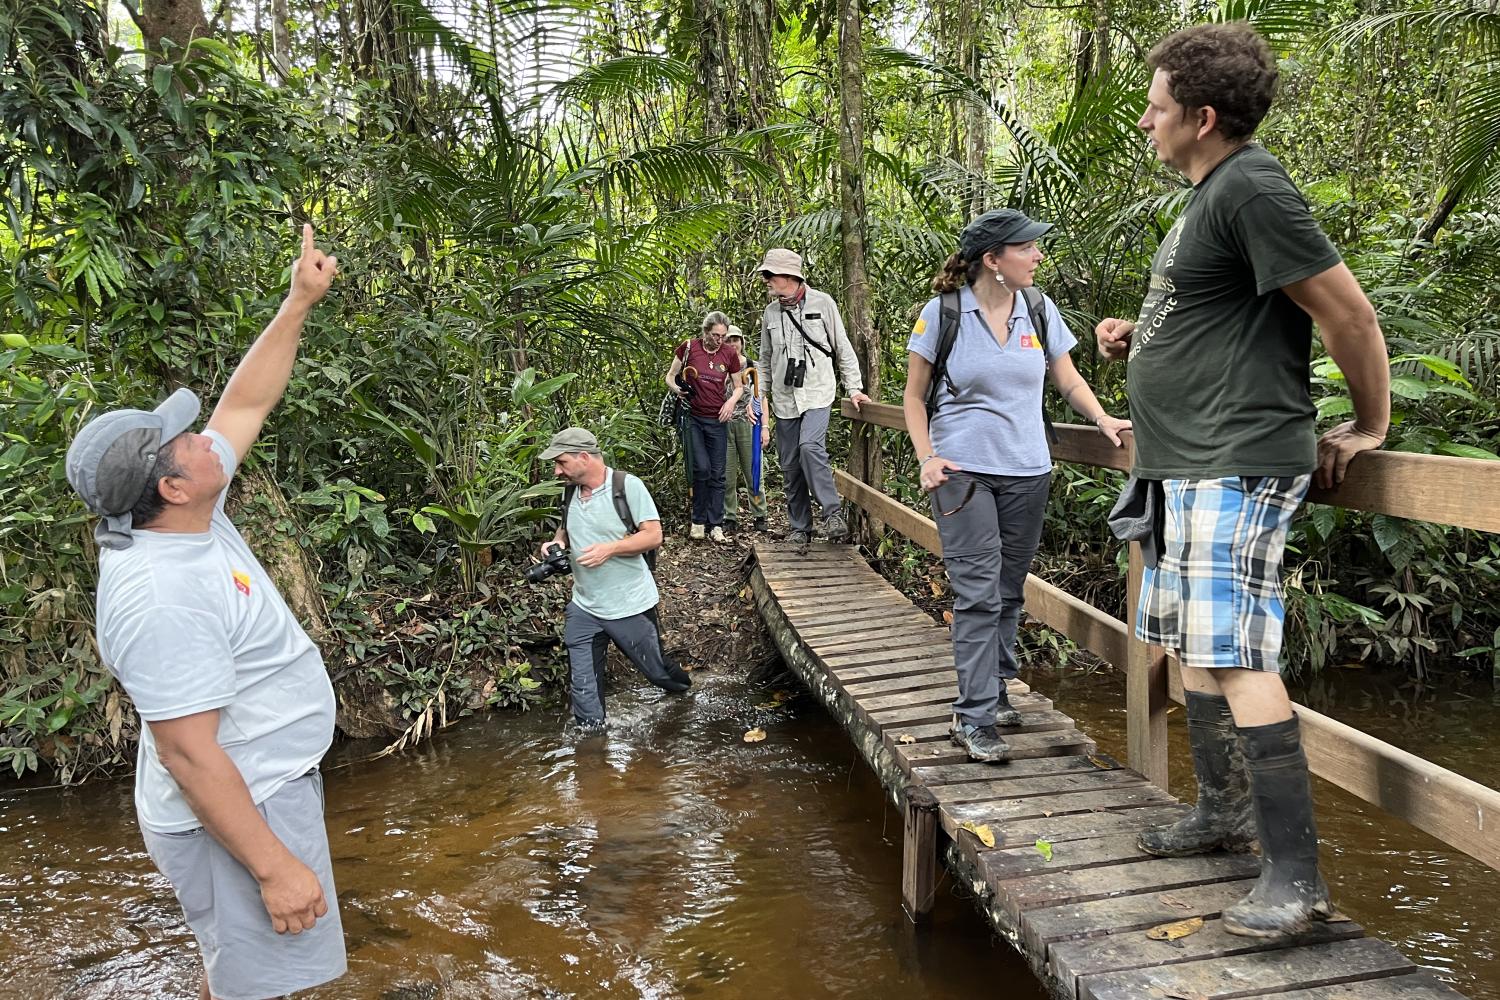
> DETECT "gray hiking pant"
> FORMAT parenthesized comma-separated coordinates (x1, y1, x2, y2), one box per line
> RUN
(563, 603, 690, 723)
(773, 405, 840, 532)
(931, 471, 1051, 727)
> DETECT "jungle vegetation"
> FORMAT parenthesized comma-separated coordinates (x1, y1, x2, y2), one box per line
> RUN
(2, 0, 1498, 781)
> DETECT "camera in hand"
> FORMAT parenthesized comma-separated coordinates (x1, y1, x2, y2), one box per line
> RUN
(784, 357, 807, 388)
(525, 542, 571, 584)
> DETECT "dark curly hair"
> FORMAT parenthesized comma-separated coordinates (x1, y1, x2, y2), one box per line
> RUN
(1147, 23, 1277, 142)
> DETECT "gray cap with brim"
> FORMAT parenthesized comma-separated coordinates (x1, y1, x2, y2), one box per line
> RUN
(64, 387, 201, 550)
(539, 427, 602, 461)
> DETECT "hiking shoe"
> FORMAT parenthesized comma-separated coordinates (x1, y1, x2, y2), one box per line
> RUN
(723, 519, 739, 532)
(822, 511, 849, 542)
(787, 529, 811, 546)
(753, 517, 768, 532)
(995, 688, 1024, 729)
(950, 717, 1010, 763)
(709, 526, 731, 544)
(690, 523, 705, 540)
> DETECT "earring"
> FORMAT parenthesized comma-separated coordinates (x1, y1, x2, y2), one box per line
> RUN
(994, 270, 1007, 287)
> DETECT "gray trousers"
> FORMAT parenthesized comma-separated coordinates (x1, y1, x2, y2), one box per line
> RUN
(773, 405, 841, 532)
(563, 602, 690, 723)
(932, 471, 1051, 727)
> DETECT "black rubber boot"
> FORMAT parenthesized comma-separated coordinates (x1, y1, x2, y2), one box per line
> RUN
(995, 687, 1023, 729)
(1138, 692, 1256, 857)
(1223, 716, 1334, 938)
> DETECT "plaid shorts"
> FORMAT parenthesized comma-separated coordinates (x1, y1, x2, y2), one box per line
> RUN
(1135, 475, 1310, 672)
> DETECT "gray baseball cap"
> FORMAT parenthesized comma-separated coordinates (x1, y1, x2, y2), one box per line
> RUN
(958, 208, 1053, 261)
(540, 427, 602, 461)
(64, 388, 201, 550)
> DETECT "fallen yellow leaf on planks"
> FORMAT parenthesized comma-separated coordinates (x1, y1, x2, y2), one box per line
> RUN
(897, 734, 917, 745)
(1145, 916, 1204, 941)
(743, 727, 767, 743)
(1034, 839, 1054, 862)
(960, 821, 996, 848)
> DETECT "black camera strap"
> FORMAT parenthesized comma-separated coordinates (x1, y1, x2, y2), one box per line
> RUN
(561, 469, 656, 572)
(782, 309, 834, 361)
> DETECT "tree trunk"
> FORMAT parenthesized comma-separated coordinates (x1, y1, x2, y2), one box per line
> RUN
(1415, 185, 1465, 248)
(128, 0, 211, 57)
(837, 0, 883, 540)
(270, 0, 292, 80)
(228, 467, 331, 652)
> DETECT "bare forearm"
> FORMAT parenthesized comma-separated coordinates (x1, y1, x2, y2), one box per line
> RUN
(612, 524, 662, 555)
(1056, 379, 1107, 423)
(162, 746, 294, 882)
(902, 388, 935, 459)
(1325, 320, 1391, 437)
(219, 300, 312, 417)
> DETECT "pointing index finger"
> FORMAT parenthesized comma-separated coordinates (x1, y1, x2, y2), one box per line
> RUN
(301, 223, 314, 258)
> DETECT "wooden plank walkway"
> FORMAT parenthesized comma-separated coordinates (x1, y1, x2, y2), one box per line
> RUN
(750, 540, 1468, 1000)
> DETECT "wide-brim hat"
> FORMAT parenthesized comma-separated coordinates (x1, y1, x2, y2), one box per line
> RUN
(65, 387, 202, 549)
(756, 248, 804, 280)
(959, 209, 1054, 261)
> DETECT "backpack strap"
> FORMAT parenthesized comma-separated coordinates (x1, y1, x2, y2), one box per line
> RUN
(609, 469, 657, 573)
(561, 482, 578, 543)
(610, 468, 636, 533)
(1020, 286, 1060, 446)
(923, 291, 963, 418)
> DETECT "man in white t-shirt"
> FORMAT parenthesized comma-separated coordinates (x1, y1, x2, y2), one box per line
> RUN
(64, 225, 344, 1000)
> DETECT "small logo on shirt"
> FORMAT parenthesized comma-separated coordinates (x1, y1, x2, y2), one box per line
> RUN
(232, 570, 251, 596)
(1020, 333, 1040, 350)
(912, 317, 927, 336)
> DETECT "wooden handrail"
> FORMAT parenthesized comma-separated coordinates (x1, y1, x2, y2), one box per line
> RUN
(842, 399, 1500, 532)
(833, 399, 1500, 873)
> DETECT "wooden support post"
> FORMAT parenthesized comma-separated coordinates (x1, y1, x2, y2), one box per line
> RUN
(1125, 542, 1169, 787)
(902, 783, 940, 922)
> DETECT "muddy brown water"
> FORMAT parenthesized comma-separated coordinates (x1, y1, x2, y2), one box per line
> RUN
(0, 666, 1041, 1000)
(2, 657, 1496, 999)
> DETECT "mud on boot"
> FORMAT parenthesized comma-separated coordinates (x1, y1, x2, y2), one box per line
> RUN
(1138, 692, 1256, 858)
(950, 716, 1010, 763)
(994, 687, 1023, 729)
(1222, 715, 1335, 938)
(821, 511, 849, 543)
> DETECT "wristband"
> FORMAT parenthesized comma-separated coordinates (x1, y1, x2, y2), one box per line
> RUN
(920, 455, 939, 466)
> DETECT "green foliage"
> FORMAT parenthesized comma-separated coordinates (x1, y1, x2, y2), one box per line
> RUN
(5, 0, 1500, 784)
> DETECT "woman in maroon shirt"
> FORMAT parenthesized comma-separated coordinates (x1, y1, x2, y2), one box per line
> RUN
(665, 310, 743, 542)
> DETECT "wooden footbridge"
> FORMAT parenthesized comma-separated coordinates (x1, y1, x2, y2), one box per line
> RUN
(748, 402, 1500, 1000)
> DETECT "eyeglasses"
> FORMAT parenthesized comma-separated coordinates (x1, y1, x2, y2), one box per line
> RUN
(935, 477, 976, 517)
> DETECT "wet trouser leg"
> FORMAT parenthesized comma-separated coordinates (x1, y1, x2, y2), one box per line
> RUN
(774, 406, 838, 532)
(564, 602, 610, 723)
(601, 607, 692, 691)
(933, 472, 1050, 727)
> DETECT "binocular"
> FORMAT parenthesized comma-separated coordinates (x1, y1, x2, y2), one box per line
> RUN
(783, 358, 807, 388)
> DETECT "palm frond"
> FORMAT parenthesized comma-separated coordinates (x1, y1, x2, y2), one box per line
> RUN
(551, 55, 695, 105)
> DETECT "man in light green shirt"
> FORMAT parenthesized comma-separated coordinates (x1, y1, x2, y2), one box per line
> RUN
(539, 428, 690, 729)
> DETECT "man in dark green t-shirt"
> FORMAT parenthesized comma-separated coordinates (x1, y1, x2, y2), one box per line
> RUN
(1096, 24, 1390, 939)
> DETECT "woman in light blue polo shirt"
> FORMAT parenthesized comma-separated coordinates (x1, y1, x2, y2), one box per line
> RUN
(903, 209, 1130, 763)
